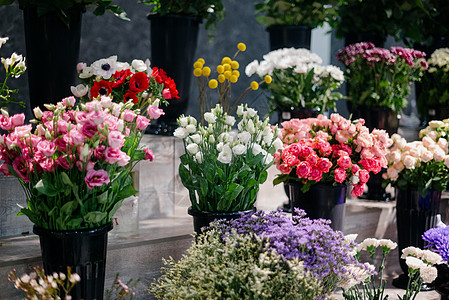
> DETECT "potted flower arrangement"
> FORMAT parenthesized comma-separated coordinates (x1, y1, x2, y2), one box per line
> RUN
(139, 0, 225, 135)
(150, 209, 371, 299)
(0, 0, 129, 111)
(0, 36, 26, 107)
(416, 48, 449, 123)
(245, 47, 345, 122)
(273, 114, 392, 230)
(0, 56, 175, 299)
(253, 0, 340, 50)
(383, 128, 449, 289)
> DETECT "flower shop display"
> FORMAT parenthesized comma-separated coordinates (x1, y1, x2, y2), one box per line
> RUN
(141, 0, 225, 135)
(383, 130, 449, 289)
(0, 55, 172, 299)
(0, 0, 129, 110)
(337, 42, 427, 201)
(150, 209, 370, 299)
(254, 0, 340, 50)
(246, 47, 345, 121)
(273, 114, 392, 230)
(416, 48, 449, 122)
(175, 104, 282, 233)
(0, 36, 26, 108)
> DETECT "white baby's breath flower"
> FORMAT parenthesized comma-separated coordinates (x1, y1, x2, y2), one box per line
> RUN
(217, 144, 232, 164)
(174, 127, 188, 139)
(204, 112, 216, 124)
(419, 265, 438, 283)
(71, 84, 89, 98)
(401, 246, 423, 259)
(406, 256, 425, 270)
(91, 55, 117, 79)
(131, 59, 147, 72)
(186, 143, 199, 155)
(232, 144, 247, 156)
(378, 239, 397, 250)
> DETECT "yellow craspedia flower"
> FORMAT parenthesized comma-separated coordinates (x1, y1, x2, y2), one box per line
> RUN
(197, 58, 205, 64)
(230, 61, 239, 69)
(217, 65, 224, 73)
(264, 75, 272, 84)
(193, 68, 202, 77)
(222, 57, 231, 64)
(223, 64, 231, 71)
(218, 74, 226, 83)
(237, 42, 246, 52)
(224, 70, 232, 79)
(232, 70, 240, 77)
(202, 66, 211, 77)
(250, 81, 259, 90)
(209, 79, 218, 89)
(193, 61, 203, 69)
(230, 75, 238, 83)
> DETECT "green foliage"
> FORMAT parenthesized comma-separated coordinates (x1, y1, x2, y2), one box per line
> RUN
(0, 39, 26, 108)
(149, 228, 323, 299)
(254, 0, 340, 28)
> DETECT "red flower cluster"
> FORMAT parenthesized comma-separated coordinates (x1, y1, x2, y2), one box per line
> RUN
(152, 67, 179, 99)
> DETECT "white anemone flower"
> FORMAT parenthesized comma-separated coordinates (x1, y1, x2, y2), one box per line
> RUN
(131, 59, 147, 72)
(91, 55, 117, 79)
(70, 84, 89, 98)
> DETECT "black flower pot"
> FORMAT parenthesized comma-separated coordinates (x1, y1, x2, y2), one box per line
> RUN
(23, 6, 83, 109)
(148, 14, 200, 135)
(350, 104, 399, 201)
(393, 187, 440, 290)
(188, 206, 256, 234)
(267, 25, 312, 51)
(33, 223, 113, 300)
(289, 182, 346, 231)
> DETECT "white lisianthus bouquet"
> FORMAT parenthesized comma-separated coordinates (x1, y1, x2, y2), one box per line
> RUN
(383, 128, 449, 195)
(245, 47, 344, 114)
(0, 36, 26, 107)
(417, 48, 449, 119)
(175, 104, 282, 212)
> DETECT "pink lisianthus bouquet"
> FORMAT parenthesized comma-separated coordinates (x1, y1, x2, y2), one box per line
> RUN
(273, 114, 392, 197)
(336, 42, 427, 113)
(0, 56, 173, 230)
(383, 124, 449, 194)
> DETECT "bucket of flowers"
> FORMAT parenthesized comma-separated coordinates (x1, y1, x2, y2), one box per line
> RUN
(274, 114, 392, 230)
(0, 56, 177, 299)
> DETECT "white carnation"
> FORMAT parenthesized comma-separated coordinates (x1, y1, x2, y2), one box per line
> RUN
(245, 60, 259, 77)
(420, 265, 438, 283)
(401, 246, 423, 259)
(421, 250, 443, 265)
(406, 256, 425, 270)
(358, 238, 379, 251)
(378, 239, 397, 250)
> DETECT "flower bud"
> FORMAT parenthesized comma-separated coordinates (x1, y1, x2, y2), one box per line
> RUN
(33, 107, 43, 119)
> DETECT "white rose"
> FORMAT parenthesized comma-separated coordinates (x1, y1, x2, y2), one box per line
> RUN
(186, 143, 199, 155)
(421, 149, 434, 163)
(386, 167, 399, 181)
(185, 124, 196, 134)
(217, 145, 232, 164)
(423, 136, 436, 148)
(429, 120, 444, 129)
(438, 138, 449, 153)
(204, 112, 216, 124)
(131, 59, 147, 72)
(232, 144, 246, 155)
(434, 147, 445, 162)
(403, 155, 418, 169)
(174, 127, 188, 139)
(179, 117, 188, 127)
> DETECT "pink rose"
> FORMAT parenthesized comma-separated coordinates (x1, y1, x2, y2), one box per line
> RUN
(359, 159, 382, 174)
(136, 115, 150, 131)
(296, 161, 311, 178)
(37, 140, 56, 157)
(87, 110, 106, 126)
(317, 158, 332, 173)
(337, 156, 352, 169)
(108, 131, 125, 149)
(84, 169, 110, 190)
(144, 147, 154, 161)
(147, 105, 165, 119)
(0, 115, 12, 131)
(162, 88, 171, 99)
(122, 110, 137, 122)
(62, 96, 76, 108)
(351, 183, 366, 197)
(57, 119, 69, 134)
(282, 153, 298, 167)
(308, 168, 323, 182)
(358, 169, 370, 184)
(351, 164, 361, 174)
(10, 113, 25, 128)
(307, 153, 318, 166)
(278, 163, 291, 174)
(334, 167, 347, 183)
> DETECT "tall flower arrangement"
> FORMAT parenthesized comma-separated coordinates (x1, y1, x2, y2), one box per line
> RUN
(245, 47, 344, 113)
(273, 114, 392, 197)
(383, 126, 449, 194)
(0, 36, 26, 107)
(336, 42, 427, 113)
(416, 48, 449, 120)
(0, 57, 177, 230)
(175, 104, 282, 212)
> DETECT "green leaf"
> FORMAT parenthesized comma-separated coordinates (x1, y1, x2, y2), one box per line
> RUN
(97, 191, 109, 204)
(117, 184, 137, 200)
(109, 199, 124, 219)
(66, 218, 83, 229)
(35, 179, 59, 197)
(247, 178, 258, 188)
(259, 170, 268, 184)
(61, 172, 73, 187)
(84, 211, 107, 224)
(60, 201, 78, 216)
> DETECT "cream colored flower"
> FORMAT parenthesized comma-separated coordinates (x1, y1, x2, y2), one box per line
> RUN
(0, 36, 8, 48)
(378, 239, 397, 250)
(406, 256, 425, 270)
(421, 250, 443, 265)
(358, 238, 379, 251)
(401, 246, 423, 259)
(70, 84, 88, 98)
(420, 265, 438, 283)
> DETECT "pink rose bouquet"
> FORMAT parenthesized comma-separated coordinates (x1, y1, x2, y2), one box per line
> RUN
(336, 42, 427, 113)
(383, 122, 449, 194)
(0, 59, 173, 230)
(273, 114, 392, 197)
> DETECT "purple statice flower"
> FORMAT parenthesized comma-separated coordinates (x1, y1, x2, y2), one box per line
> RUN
(423, 226, 449, 261)
(211, 209, 364, 294)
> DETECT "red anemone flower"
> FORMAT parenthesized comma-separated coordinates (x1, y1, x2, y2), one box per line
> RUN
(90, 80, 112, 99)
(124, 91, 139, 104)
(129, 72, 150, 93)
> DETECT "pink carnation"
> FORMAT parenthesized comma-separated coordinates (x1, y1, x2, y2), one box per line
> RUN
(84, 169, 110, 190)
(358, 169, 370, 184)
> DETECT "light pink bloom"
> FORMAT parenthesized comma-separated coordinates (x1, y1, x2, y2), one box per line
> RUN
(84, 169, 110, 190)
(122, 110, 137, 122)
(104, 147, 130, 166)
(0, 115, 12, 130)
(108, 131, 125, 149)
(10, 113, 25, 128)
(0, 162, 10, 176)
(39, 158, 55, 172)
(147, 105, 165, 119)
(337, 156, 352, 169)
(57, 119, 69, 134)
(75, 111, 88, 125)
(37, 140, 56, 157)
(136, 115, 150, 130)
(62, 96, 76, 107)
(85, 100, 101, 112)
(14, 125, 32, 138)
(144, 147, 154, 161)
(77, 62, 86, 73)
(87, 110, 106, 126)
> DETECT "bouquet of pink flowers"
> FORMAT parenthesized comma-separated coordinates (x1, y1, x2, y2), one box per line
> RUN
(0, 57, 177, 230)
(274, 114, 392, 197)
